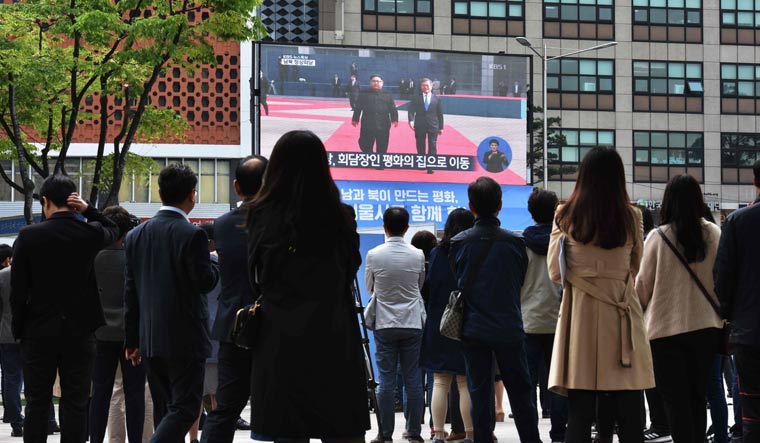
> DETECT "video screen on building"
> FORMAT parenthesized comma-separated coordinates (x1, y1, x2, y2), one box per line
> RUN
(257, 44, 531, 186)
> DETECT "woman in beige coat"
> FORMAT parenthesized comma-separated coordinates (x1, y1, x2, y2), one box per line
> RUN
(547, 147, 655, 443)
(634, 174, 723, 443)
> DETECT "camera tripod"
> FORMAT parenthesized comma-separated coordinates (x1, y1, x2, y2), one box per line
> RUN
(351, 276, 384, 438)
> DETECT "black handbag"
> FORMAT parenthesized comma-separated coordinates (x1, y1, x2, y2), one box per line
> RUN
(232, 294, 263, 350)
(657, 228, 731, 355)
(232, 265, 265, 350)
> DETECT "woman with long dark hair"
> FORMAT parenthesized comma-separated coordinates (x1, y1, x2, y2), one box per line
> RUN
(635, 174, 723, 443)
(547, 147, 654, 443)
(246, 130, 369, 442)
(420, 208, 475, 443)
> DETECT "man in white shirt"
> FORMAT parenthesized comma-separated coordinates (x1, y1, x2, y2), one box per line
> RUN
(366, 207, 426, 443)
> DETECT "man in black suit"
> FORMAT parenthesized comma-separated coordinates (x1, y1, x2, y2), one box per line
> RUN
(124, 164, 219, 443)
(200, 155, 268, 443)
(352, 74, 399, 155)
(11, 174, 120, 443)
(408, 78, 444, 164)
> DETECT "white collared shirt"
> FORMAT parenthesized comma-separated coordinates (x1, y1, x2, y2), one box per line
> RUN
(365, 236, 426, 330)
(159, 205, 190, 222)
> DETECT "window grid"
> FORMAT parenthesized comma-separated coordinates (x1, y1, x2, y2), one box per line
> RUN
(632, 61, 704, 113)
(547, 129, 615, 181)
(721, 133, 760, 184)
(451, 0, 525, 36)
(720, 0, 760, 44)
(633, 131, 704, 183)
(543, 0, 615, 40)
(546, 58, 615, 111)
(632, 0, 703, 42)
(720, 63, 760, 114)
(362, 0, 434, 33)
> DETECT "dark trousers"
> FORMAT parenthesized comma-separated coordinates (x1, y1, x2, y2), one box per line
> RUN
(89, 341, 146, 443)
(146, 355, 205, 443)
(21, 335, 96, 443)
(650, 328, 718, 443)
(735, 344, 760, 443)
(200, 342, 252, 443)
(358, 125, 391, 154)
(567, 389, 642, 443)
(706, 355, 729, 443)
(462, 338, 540, 443)
(414, 131, 438, 156)
(526, 334, 567, 441)
(1, 343, 24, 428)
(644, 387, 669, 432)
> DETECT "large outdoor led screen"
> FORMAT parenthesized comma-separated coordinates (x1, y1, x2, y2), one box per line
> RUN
(257, 44, 530, 186)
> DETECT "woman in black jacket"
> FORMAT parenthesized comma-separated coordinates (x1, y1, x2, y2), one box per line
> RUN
(246, 130, 369, 442)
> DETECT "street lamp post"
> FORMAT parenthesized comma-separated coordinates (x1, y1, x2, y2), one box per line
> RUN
(516, 37, 617, 189)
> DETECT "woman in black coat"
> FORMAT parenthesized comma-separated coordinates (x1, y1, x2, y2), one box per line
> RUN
(420, 208, 475, 443)
(246, 130, 369, 442)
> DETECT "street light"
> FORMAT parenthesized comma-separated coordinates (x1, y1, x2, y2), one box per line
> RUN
(516, 37, 617, 189)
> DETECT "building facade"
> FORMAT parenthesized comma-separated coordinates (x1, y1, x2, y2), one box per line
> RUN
(314, 0, 760, 214)
(2, 0, 759, 224)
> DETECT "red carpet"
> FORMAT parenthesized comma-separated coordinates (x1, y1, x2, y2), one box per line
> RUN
(267, 96, 525, 185)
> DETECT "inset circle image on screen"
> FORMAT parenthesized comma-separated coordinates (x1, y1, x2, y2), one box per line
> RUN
(478, 137, 512, 173)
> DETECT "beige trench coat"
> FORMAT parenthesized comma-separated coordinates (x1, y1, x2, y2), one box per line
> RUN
(547, 207, 655, 396)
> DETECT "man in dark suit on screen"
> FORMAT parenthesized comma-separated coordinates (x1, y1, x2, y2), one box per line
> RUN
(200, 155, 268, 443)
(124, 163, 219, 443)
(408, 78, 444, 169)
(352, 74, 399, 155)
(11, 174, 120, 443)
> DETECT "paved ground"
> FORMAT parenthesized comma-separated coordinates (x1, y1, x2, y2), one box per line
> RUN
(0, 398, 735, 443)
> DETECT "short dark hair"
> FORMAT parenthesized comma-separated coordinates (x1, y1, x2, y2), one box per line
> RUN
(40, 174, 76, 208)
(370, 74, 383, 81)
(468, 176, 502, 216)
(411, 230, 437, 259)
(489, 139, 499, 146)
(0, 244, 12, 263)
(527, 188, 558, 224)
(754, 159, 760, 187)
(236, 156, 268, 196)
(158, 163, 197, 205)
(383, 207, 409, 236)
(103, 206, 137, 238)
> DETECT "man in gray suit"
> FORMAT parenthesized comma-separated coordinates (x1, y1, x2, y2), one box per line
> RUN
(124, 163, 219, 443)
(365, 207, 426, 443)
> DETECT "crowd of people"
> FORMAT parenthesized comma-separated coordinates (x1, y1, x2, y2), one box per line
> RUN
(0, 132, 758, 443)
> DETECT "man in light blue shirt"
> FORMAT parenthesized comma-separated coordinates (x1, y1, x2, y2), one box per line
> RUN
(366, 207, 426, 443)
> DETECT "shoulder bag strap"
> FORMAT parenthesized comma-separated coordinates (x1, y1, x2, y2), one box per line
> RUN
(656, 227, 721, 316)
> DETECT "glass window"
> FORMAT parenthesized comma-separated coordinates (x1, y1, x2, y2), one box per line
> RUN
(549, 58, 614, 110)
(633, 60, 703, 100)
(634, 131, 705, 182)
(721, 0, 760, 31)
(471, 1, 488, 15)
(721, 64, 760, 114)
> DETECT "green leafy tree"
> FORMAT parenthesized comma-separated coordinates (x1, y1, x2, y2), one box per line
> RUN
(0, 0, 266, 223)
(528, 105, 566, 184)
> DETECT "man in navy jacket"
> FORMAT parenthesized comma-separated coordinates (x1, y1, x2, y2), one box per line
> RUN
(714, 159, 760, 443)
(201, 155, 268, 443)
(124, 164, 219, 443)
(449, 177, 540, 443)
